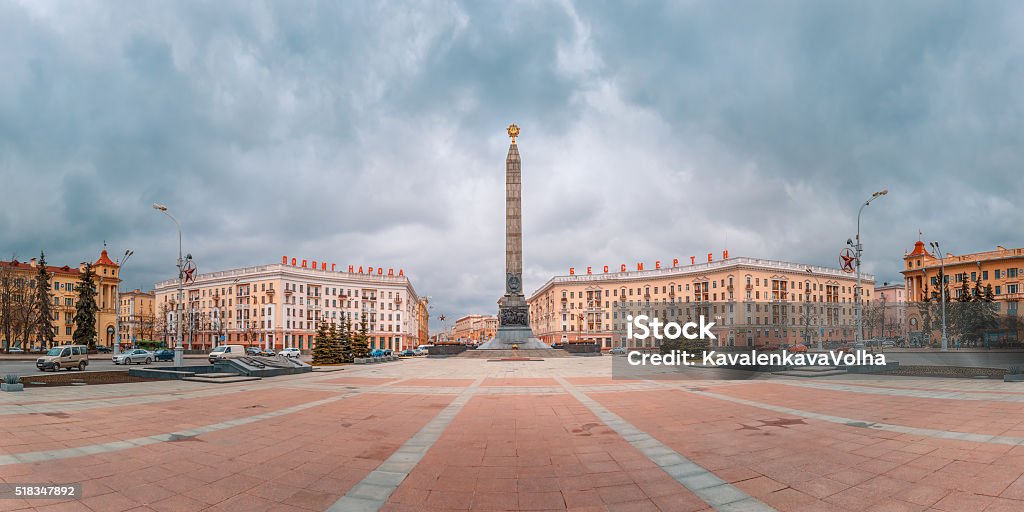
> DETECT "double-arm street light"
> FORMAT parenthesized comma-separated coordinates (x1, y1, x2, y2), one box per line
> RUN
(114, 249, 134, 356)
(152, 203, 186, 366)
(928, 241, 949, 352)
(850, 189, 888, 346)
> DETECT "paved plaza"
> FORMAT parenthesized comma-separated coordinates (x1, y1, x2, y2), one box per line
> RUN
(1, 357, 1023, 512)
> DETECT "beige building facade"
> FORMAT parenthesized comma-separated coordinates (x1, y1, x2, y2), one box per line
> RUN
(452, 314, 497, 343)
(872, 283, 908, 340)
(0, 249, 121, 348)
(528, 256, 875, 350)
(118, 289, 155, 347)
(902, 242, 1023, 343)
(153, 261, 425, 352)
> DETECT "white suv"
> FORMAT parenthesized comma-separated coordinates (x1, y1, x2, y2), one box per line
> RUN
(279, 347, 301, 358)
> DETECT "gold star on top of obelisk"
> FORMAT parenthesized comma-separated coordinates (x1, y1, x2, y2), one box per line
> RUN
(507, 123, 520, 143)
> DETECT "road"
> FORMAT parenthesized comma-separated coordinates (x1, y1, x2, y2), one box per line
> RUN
(0, 357, 214, 376)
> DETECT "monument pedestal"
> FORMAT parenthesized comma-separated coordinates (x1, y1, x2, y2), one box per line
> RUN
(479, 294, 550, 350)
(479, 327, 550, 350)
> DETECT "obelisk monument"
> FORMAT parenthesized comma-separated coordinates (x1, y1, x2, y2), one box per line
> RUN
(479, 124, 549, 350)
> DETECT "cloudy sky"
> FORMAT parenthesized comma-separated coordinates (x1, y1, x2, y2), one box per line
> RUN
(2, 1, 1022, 327)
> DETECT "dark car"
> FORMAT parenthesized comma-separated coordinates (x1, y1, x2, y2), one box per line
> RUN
(401, 349, 416, 357)
(153, 349, 175, 361)
(245, 347, 261, 356)
(95, 345, 113, 353)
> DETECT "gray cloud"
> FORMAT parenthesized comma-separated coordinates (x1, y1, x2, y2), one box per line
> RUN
(2, 1, 1022, 326)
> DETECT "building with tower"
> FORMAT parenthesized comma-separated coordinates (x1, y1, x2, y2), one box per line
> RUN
(0, 249, 121, 349)
(902, 241, 1023, 344)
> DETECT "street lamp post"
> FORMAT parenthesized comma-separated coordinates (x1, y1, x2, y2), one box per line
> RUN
(929, 242, 949, 352)
(805, 268, 822, 350)
(113, 249, 134, 356)
(152, 203, 186, 366)
(850, 189, 887, 346)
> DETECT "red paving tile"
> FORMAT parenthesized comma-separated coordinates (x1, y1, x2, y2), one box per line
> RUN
(0, 388, 339, 456)
(591, 387, 1024, 511)
(564, 377, 621, 386)
(481, 378, 558, 387)
(321, 376, 401, 385)
(384, 393, 706, 511)
(710, 382, 1024, 437)
(402, 378, 476, 387)
(9, 359, 1024, 512)
(8, 392, 452, 511)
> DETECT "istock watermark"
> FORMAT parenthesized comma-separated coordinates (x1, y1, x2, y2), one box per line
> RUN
(627, 349, 886, 367)
(625, 314, 716, 341)
(612, 314, 889, 380)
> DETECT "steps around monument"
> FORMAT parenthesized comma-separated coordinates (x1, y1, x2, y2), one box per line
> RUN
(457, 349, 572, 359)
(182, 374, 262, 383)
(772, 366, 848, 377)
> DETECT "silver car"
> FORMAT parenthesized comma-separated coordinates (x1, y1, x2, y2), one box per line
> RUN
(113, 349, 152, 365)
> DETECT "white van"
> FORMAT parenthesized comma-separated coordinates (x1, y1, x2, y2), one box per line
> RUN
(36, 345, 89, 371)
(208, 344, 247, 363)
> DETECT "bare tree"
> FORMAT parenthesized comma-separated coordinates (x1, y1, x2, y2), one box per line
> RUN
(0, 262, 16, 350)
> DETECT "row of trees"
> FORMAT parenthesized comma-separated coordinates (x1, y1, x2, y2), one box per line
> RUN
(312, 314, 371, 364)
(917, 270, 1001, 347)
(0, 252, 100, 351)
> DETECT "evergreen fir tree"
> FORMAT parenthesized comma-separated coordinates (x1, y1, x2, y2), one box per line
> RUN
(34, 251, 56, 348)
(351, 314, 370, 358)
(326, 321, 342, 364)
(312, 320, 332, 365)
(917, 285, 934, 346)
(952, 278, 973, 345)
(977, 282, 999, 347)
(338, 315, 353, 363)
(72, 262, 99, 349)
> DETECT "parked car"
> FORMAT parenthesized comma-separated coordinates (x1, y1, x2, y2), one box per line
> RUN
(37, 345, 89, 371)
(609, 346, 627, 355)
(245, 346, 261, 356)
(370, 349, 386, 357)
(113, 349, 152, 365)
(209, 345, 247, 363)
(153, 349, 175, 361)
(383, 349, 393, 357)
(260, 349, 276, 357)
(789, 344, 809, 353)
(95, 345, 113, 353)
(401, 349, 416, 357)
(279, 347, 300, 358)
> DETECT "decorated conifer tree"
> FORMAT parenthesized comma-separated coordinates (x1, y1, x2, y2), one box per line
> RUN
(72, 262, 99, 350)
(34, 251, 56, 348)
